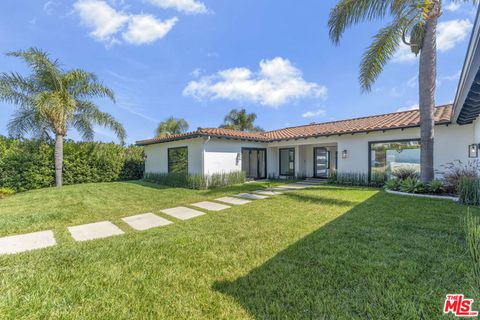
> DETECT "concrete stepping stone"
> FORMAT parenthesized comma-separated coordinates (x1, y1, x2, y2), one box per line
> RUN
(265, 187, 293, 192)
(68, 221, 124, 242)
(161, 207, 205, 220)
(235, 193, 269, 200)
(0, 230, 56, 254)
(191, 201, 231, 211)
(122, 213, 172, 231)
(215, 196, 251, 205)
(253, 190, 283, 196)
(281, 184, 308, 189)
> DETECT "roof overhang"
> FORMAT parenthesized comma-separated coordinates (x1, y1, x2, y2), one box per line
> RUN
(453, 4, 480, 124)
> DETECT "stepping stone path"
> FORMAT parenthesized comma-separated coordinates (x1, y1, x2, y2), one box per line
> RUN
(122, 213, 172, 231)
(235, 193, 269, 200)
(253, 190, 283, 196)
(215, 196, 251, 205)
(191, 201, 231, 211)
(68, 221, 124, 242)
(0, 230, 56, 254)
(1, 183, 304, 254)
(161, 207, 205, 220)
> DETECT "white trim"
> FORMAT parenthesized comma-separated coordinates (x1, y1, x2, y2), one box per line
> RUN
(385, 189, 459, 202)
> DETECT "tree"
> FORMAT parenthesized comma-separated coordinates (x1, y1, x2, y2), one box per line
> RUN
(0, 48, 125, 187)
(328, 0, 474, 182)
(220, 108, 264, 132)
(155, 117, 189, 137)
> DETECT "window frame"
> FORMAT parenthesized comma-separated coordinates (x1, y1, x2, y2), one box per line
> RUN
(167, 146, 188, 174)
(368, 138, 421, 181)
(279, 147, 296, 176)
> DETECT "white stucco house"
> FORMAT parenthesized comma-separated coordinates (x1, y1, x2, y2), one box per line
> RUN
(137, 9, 480, 181)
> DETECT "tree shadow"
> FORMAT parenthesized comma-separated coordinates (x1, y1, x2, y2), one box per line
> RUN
(213, 193, 473, 318)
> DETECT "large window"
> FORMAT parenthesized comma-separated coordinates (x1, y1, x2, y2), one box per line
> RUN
(369, 140, 420, 179)
(279, 148, 295, 176)
(168, 147, 188, 173)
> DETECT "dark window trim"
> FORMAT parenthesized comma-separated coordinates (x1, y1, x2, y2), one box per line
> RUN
(168, 146, 188, 173)
(313, 147, 331, 178)
(279, 147, 295, 176)
(367, 138, 421, 181)
(241, 147, 267, 180)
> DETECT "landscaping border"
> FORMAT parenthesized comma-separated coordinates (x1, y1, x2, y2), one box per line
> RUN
(385, 189, 459, 202)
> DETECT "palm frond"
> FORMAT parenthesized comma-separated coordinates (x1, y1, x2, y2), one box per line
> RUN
(7, 106, 50, 138)
(360, 18, 406, 92)
(72, 113, 95, 141)
(328, 0, 398, 44)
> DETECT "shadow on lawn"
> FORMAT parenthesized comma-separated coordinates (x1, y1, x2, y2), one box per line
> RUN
(213, 192, 471, 319)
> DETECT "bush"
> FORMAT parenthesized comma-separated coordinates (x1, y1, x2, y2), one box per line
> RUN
(329, 171, 385, 187)
(144, 171, 246, 190)
(0, 187, 15, 199)
(0, 136, 145, 192)
(458, 176, 480, 205)
(384, 179, 400, 191)
(464, 211, 480, 298)
(438, 160, 480, 193)
(391, 167, 419, 180)
(399, 177, 426, 194)
(428, 180, 445, 194)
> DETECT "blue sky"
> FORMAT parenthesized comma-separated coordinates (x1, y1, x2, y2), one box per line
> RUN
(0, 0, 477, 144)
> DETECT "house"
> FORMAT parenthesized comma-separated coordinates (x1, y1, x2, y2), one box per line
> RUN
(137, 9, 480, 181)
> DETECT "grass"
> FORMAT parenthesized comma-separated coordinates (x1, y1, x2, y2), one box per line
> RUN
(0, 181, 477, 319)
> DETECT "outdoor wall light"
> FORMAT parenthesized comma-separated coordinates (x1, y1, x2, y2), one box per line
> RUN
(342, 150, 348, 159)
(236, 152, 241, 165)
(469, 144, 478, 158)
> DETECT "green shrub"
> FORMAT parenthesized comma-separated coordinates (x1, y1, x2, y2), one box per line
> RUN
(0, 136, 145, 192)
(428, 180, 445, 194)
(464, 211, 480, 298)
(384, 179, 400, 191)
(459, 176, 480, 205)
(391, 167, 419, 180)
(329, 171, 385, 187)
(399, 177, 426, 193)
(144, 171, 246, 190)
(0, 187, 15, 199)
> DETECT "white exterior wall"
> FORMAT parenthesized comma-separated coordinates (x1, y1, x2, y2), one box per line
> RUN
(203, 138, 268, 175)
(144, 138, 204, 174)
(143, 123, 475, 178)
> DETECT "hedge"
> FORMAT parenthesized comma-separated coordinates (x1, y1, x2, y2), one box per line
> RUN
(0, 136, 144, 192)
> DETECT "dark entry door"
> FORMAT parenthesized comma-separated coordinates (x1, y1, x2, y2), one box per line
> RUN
(314, 147, 329, 178)
(242, 148, 266, 179)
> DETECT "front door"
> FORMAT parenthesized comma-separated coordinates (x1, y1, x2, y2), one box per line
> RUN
(242, 148, 266, 179)
(314, 147, 329, 178)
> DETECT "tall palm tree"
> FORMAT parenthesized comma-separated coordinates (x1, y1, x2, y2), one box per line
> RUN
(220, 108, 264, 132)
(328, 0, 474, 182)
(0, 48, 125, 187)
(155, 117, 189, 137)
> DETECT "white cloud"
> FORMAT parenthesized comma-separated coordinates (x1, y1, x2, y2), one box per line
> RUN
(147, 0, 207, 14)
(445, 1, 462, 12)
(442, 70, 461, 81)
(397, 104, 419, 112)
(302, 109, 326, 118)
(393, 19, 472, 63)
(183, 57, 327, 107)
(406, 74, 418, 88)
(74, 0, 177, 46)
(43, 1, 56, 15)
(74, 0, 129, 44)
(123, 15, 178, 45)
(437, 19, 472, 52)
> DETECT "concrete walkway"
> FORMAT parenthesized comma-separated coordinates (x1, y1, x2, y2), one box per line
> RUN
(0, 181, 315, 254)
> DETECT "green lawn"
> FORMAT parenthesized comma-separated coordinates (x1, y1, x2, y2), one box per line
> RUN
(0, 181, 477, 319)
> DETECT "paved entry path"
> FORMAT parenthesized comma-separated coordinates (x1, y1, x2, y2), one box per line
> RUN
(0, 181, 317, 254)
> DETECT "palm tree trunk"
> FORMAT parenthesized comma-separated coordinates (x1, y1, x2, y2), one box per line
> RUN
(418, 16, 437, 182)
(54, 133, 64, 187)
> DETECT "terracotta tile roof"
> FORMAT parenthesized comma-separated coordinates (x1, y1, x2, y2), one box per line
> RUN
(136, 104, 453, 145)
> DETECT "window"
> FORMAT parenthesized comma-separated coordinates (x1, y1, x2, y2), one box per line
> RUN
(168, 147, 188, 173)
(279, 148, 295, 176)
(369, 140, 420, 179)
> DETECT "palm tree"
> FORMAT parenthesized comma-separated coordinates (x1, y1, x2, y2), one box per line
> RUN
(0, 48, 125, 187)
(328, 0, 474, 182)
(155, 117, 189, 137)
(220, 108, 264, 132)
